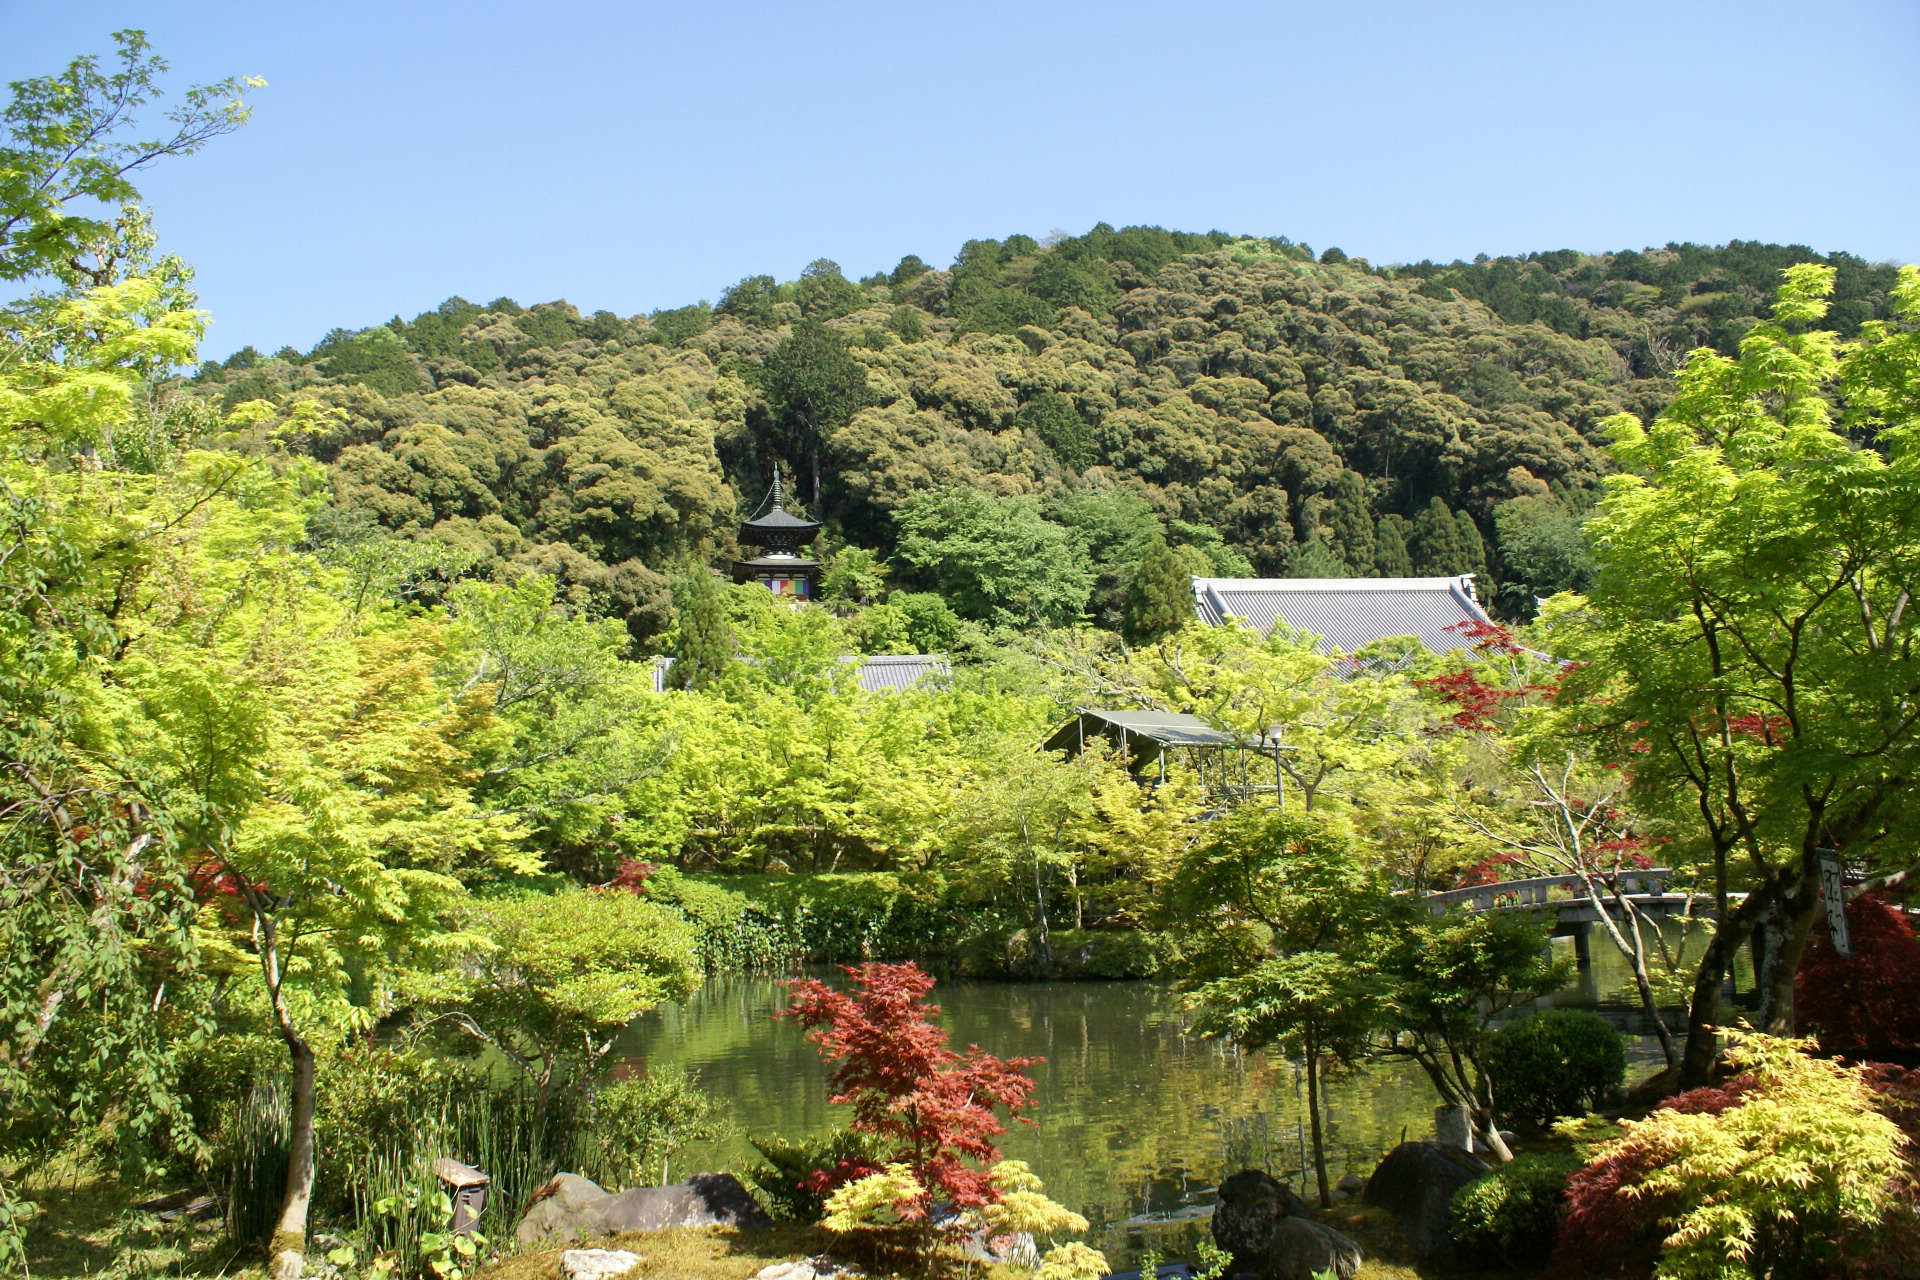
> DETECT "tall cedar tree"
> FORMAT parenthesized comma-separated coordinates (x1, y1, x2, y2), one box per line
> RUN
(1373, 516, 1413, 576)
(1016, 391, 1097, 471)
(1454, 509, 1487, 578)
(761, 317, 871, 505)
(1325, 471, 1376, 575)
(1412, 496, 1466, 574)
(1121, 540, 1194, 644)
(782, 963, 1039, 1212)
(668, 568, 733, 690)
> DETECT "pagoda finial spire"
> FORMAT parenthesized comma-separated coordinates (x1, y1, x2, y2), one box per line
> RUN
(772, 464, 784, 512)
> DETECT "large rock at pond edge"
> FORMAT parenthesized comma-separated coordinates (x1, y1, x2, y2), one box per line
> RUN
(516, 1172, 772, 1244)
(517, 1174, 614, 1245)
(1211, 1169, 1313, 1273)
(1362, 1142, 1489, 1267)
(586, 1172, 773, 1234)
(1267, 1216, 1363, 1280)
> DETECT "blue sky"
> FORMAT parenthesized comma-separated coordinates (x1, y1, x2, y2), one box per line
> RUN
(5, 0, 1916, 361)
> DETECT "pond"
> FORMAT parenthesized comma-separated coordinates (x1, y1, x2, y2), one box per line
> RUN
(614, 969, 1644, 1258)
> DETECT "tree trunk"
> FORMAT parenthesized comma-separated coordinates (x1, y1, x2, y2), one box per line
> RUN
(269, 1034, 316, 1280)
(1677, 898, 1764, 1090)
(1758, 891, 1819, 1036)
(1030, 857, 1053, 974)
(1469, 1069, 1513, 1163)
(811, 448, 821, 509)
(1465, 1049, 1513, 1163)
(1607, 893, 1680, 1069)
(1472, 1110, 1514, 1163)
(1306, 1042, 1331, 1209)
(256, 909, 314, 1280)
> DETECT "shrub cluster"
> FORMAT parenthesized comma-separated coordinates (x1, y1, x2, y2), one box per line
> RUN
(1450, 1150, 1580, 1267)
(1484, 1009, 1625, 1129)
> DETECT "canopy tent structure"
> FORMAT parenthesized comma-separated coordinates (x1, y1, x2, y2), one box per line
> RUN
(1042, 709, 1289, 803)
(1190, 574, 1493, 654)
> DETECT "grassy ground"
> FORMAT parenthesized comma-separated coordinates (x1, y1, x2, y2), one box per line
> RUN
(16, 1167, 258, 1280)
(20, 1168, 1535, 1280)
(471, 1212, 1530, 1280)
(476, 1225, 843, 1280)
(472, 1225, 1044, 1280)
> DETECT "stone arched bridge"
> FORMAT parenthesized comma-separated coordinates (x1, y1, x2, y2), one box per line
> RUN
(1422, 869, 1717, 966)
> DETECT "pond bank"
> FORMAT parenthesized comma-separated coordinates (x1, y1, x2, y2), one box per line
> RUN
(616, 977, 1577, 1261)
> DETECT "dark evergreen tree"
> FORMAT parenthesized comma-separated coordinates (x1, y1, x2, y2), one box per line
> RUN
(761, 317, 871, 504)
(889, 254, 931, 288)
(1326, 471, 1376, 575)
(1291, 533, 1348, 578)
(1017, 391, 1097, 471)
(1121, 539, 1195, 644)
(887, 305, 926, 342)
(1374, 515, 1414, 577)
(667, 568, 733, 691)
(1412, 497, 1468, 575)
(1455, 508, 1488, 580)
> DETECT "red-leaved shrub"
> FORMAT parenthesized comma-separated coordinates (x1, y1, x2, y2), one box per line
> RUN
(603, 858, 657, 892)
(1839, 1064, 1920, 1278)
(1797, 894, 1920, 1061)
(782, 962, 1040, 1213)
(1548, 1064, 1920, 1280)
(1546, 1076, 1755, 1279)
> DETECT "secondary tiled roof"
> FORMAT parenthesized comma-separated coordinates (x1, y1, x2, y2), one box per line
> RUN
(845, 653, 950, 693)
(649, 653, 949, 695)
(1190, 575, 1493, 654)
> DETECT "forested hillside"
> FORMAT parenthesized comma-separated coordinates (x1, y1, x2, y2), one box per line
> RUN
(187, 228, 1904, 630)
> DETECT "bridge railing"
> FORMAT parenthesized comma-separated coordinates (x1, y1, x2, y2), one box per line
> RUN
(1425, 869, 1674, 915)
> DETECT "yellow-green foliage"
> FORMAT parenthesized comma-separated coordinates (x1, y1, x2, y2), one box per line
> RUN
(822, 1164, 925, 1232)
(1577, 1031, 1907, 1278)
(1037, 1241, 1110, 1280)
(981, 1160, 1091, 1238)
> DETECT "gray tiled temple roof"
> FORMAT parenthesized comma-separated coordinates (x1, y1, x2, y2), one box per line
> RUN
(1190, 575, 1493, 654)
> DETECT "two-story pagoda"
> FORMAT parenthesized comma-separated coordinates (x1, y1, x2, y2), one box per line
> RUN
(731, 470, 821, 599)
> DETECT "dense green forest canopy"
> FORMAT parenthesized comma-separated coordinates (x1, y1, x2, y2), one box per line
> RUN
(189, 229, 1904, 630)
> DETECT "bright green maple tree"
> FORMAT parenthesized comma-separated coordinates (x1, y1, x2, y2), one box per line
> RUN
(1176, 810, 1392, 1200)
(1553, 262, 1920, 1088)
(417, 888, 699, 1111)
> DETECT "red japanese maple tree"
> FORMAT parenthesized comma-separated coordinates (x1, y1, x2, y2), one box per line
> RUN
(1796, 894, 1920, 1061)
(782, 962, 1040, 1211)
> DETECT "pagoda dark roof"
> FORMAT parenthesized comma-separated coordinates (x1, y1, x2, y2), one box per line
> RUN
(741, 505, 820, 534)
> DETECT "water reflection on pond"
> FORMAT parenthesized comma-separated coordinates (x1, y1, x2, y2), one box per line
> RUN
(616, 977, 1440, 1253)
